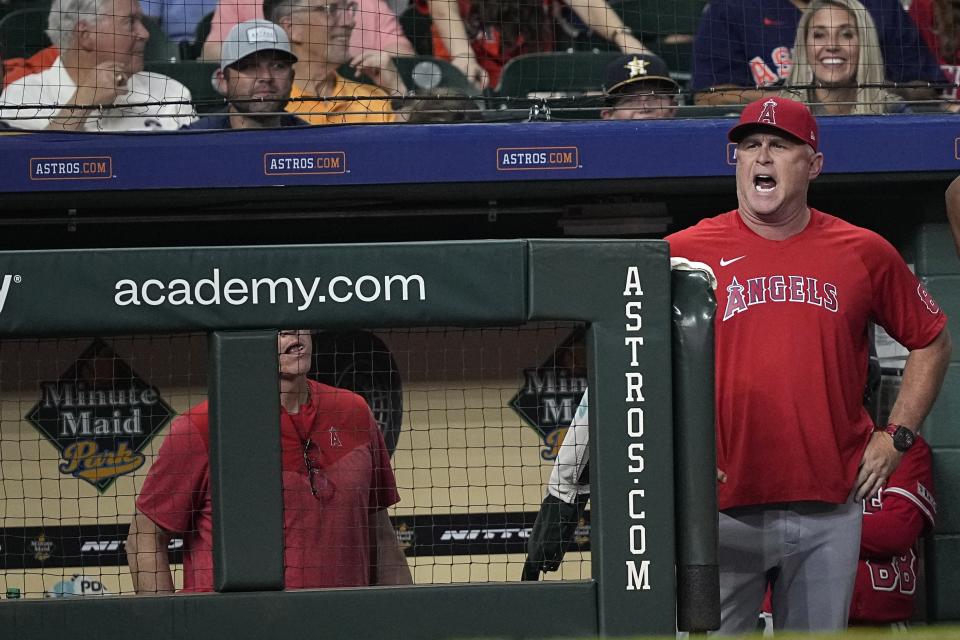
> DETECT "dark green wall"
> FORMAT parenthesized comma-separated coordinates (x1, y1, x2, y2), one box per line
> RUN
(908, 223, 960, 622)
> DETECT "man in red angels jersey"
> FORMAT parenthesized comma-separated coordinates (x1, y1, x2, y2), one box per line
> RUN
(127, 329, 412, 593)
(666, 96, 952, 634)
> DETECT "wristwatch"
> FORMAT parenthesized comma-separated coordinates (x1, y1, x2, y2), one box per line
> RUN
(880, 424, 916, 453)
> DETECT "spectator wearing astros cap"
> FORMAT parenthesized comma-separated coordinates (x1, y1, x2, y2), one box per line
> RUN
(184, 19, 309, 129)
(601, 53, 679, 121)
(666, 96, 951, 634)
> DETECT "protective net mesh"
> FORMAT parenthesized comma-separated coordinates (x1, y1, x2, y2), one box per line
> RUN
(1, 0, 953, 129)
(0, 324, 590, 598)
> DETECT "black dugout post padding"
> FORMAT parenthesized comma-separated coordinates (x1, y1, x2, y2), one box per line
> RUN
(209, 331, 285, 592)
(671, 269, 720, 632)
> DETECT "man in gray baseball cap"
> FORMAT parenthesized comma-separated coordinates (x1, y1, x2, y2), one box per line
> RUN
(184, 19, 307, 129)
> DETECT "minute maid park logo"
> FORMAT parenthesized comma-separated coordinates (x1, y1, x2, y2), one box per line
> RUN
(509, 328, 587, 460)
(25, 339, 175, 492)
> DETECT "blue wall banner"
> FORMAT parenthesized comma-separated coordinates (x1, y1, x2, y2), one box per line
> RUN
(0, 116, 956, 194)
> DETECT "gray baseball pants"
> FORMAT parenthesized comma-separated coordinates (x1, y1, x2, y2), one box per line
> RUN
(714, 499, 862, 635)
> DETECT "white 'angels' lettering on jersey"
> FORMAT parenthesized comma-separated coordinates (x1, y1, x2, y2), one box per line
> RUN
(722, 274, 838, 321)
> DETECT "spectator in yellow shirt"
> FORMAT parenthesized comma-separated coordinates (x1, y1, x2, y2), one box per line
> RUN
(263, 0, 395, 124)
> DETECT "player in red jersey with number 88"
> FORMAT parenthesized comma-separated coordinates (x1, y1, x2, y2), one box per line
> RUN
(850, 431, 937, 627)
(666, 97, 951, 634)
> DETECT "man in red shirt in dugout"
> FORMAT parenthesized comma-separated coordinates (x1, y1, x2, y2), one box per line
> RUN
(127, 329, 411, 592)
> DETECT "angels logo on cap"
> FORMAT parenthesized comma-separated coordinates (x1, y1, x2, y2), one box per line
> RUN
(728, 96, 819, 152)
(757, 98, 778, 124)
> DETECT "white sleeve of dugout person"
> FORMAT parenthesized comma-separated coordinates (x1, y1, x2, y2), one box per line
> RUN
(547, 389, 591, 504)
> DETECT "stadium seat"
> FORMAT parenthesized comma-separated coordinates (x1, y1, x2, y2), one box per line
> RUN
(179, 11, 213, 61)
(0, 7, 49, 59)
(393, 55, 473, 94)
(495, 51, 622, 99)
(144, 61, 225, 113)
(143, 15, 180, 63)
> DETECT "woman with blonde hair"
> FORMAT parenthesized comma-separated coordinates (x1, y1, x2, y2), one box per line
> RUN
(784, 0, 903, 115)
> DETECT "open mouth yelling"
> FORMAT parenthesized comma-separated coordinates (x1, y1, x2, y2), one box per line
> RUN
(754, 174, 777, 193)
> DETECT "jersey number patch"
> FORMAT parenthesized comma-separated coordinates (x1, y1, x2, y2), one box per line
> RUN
(866, 549, 917, 595)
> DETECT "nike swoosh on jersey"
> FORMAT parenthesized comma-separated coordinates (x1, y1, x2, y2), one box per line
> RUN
(719, 256, 746, 266)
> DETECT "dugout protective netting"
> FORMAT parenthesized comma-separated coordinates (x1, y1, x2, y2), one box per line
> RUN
(0, 324, 590, 599)
(0, 0, 951, 129)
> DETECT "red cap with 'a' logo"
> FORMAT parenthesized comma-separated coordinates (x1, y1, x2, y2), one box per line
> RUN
(728, 97, 819, 152)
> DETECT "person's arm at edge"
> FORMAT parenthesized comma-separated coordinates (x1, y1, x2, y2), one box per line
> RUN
(946, 175, 960, 256)
(693, 85, 781, 106)
(889, 82, 939, 103)
(856, 327, 951, 500)
(425, 0, 487, 88)
(371, 509, 413, 585)
(563, 0, 649, 54)
(127, 510, 176, 594)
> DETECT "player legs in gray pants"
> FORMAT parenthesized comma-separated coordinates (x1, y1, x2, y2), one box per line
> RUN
(715, 499, 862, 635)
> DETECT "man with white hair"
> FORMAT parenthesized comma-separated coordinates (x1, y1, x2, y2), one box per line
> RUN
(0, 0, 196, 130)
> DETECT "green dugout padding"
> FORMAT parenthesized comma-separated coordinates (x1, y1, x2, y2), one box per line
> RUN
(924, 364, 960, 448)
(0, 239, 719, 638)
(931, 450, 960, 534)
(923, 276, 960, 354)
(908, 224, 960, 624)
(909, 223, 959, 276)
(927, 535, 960, 621)
(671, 269, 720, 632)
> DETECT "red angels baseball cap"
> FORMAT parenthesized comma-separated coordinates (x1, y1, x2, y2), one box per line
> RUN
(727, 97, 819, 152)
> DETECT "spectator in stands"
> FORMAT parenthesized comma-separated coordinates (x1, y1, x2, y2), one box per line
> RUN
(910, 0, 960, 105)
(782, 0, 904, 114)
(142, 0, 219, 43)
(601, 53, 679, 120)
(423, 0, 651, 89)
(0, 0, 196, 130)
(398, 87, 481, 122)
(127, 329, 412, 593)
(184, 19, 308, 128)
(200, 0, 414, 93)
(691, 0, 943, 106)
(264, 0, 396, 123)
